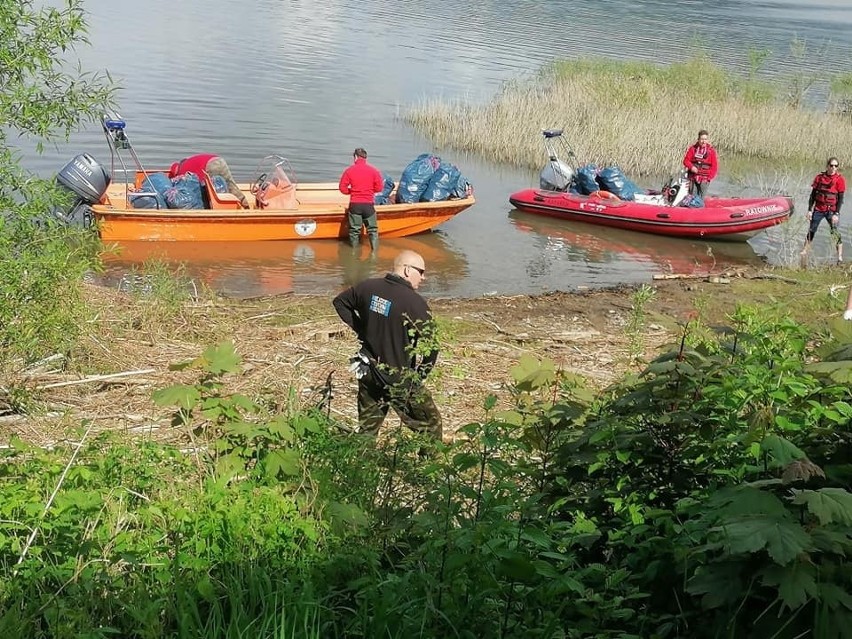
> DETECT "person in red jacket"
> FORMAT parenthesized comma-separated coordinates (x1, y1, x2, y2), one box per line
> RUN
(801, 157, 846, 264)
(682, 130, 719, 198)
(338, 148, 384, 252)
(168, 153, 249, 208)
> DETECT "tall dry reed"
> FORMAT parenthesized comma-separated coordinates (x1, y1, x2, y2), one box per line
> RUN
(405, 57, 852, 177)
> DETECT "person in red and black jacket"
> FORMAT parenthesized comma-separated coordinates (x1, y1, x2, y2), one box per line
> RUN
(332, 249, 441, 440)
(682, 129, 719, 198)
(338, 148, 384, 252)
(801, 157, 846, 264)
(168, 153, 249, 208)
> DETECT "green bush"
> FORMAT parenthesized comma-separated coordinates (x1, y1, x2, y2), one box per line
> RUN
(0, 0, 114, 369)
(3, 310, 852, 637)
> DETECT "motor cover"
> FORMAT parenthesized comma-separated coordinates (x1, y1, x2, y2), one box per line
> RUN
(539, 159, 574, 191)
(56, 154, 111, 204)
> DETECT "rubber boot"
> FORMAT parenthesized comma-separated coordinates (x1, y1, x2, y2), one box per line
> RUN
(799, 242, 810, 269)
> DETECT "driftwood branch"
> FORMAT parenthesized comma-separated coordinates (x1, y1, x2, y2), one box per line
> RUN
(15, 423, 94, 571)
(652, 273, 711, 281)
(39, 369, 156, 390)
(652, 273, 730, 284)
(748, 273, 800, 284)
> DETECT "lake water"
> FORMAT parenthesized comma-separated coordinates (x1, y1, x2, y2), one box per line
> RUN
(25, 0, 852, 297)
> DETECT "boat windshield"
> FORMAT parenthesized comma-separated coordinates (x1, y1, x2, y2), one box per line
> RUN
(251, 155, 298, 190)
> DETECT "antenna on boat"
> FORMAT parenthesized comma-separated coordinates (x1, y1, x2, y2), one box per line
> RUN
(101, 113, 151, 186)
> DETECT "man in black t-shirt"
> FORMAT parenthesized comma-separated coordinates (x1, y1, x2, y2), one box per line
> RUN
(332, 250, 441, 439)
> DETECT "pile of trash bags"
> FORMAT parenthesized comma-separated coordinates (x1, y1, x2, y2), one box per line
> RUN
(375, 153, 472, 205)
(570, 164, 704, 208)
(572, 164, 643, 201)
(374, 173, 396, 205)
(129, 172, 228, 209)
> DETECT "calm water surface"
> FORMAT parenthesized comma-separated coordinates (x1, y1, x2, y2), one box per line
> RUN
(28, 0, 852, 297)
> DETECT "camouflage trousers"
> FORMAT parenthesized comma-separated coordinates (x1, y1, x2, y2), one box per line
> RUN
(356, 366, 441, 440)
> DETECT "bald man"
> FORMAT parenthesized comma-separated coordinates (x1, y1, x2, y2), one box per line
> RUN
(332, 250, 441, 439)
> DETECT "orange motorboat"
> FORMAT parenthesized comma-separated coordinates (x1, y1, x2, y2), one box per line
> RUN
(55, 116, 475, 243)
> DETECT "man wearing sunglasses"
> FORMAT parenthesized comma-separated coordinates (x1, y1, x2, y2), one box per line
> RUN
(802, 157, 846, 264)
(333, 249, 441, 440)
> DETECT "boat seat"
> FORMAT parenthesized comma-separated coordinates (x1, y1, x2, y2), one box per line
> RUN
(254, 173, 297, 210)
(200, 171, 244, 210)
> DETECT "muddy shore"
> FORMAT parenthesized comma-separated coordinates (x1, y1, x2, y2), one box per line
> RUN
(0, 267, 831, 445)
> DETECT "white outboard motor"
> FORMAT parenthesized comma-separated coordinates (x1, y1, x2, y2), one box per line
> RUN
(54, 153, 111, 227)
(539, 158, 575, 191)
(538, 129, 577, 192)
(661, 170, 690, 207)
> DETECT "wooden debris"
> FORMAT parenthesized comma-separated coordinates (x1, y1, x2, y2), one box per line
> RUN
(39, 369, 157, 390)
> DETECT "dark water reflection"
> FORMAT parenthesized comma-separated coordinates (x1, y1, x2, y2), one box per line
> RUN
(23, 0, 852, 297)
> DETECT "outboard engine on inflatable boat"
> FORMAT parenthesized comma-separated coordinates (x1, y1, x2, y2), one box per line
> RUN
(540, 158, 575, 192)
(54, 153, 110, 227)
(661, 170, 690, 207)
(538, 128, 577, 192)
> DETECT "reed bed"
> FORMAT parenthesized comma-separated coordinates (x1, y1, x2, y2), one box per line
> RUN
(405, 57, 852, 177)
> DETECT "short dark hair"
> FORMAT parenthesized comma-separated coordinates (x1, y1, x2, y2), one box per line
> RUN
(354, 148, 367, 158)
(698, 129, 709, 138)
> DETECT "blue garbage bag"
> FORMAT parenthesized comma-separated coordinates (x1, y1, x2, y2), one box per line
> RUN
(129, 172, 171, 209)
(451, 173, 472, 199)
(596, 166, 644, 201)
(421, 162, 462, 202)
(396, 153, 441, 203)
(164, 172, 205, 209)
(681, 194, 704, 208)
(374, 173, 396, 205)
(212, 175, 228, 193)
(575, 163, 599, 195)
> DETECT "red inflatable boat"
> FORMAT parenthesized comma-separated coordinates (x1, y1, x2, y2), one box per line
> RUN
(510, 129, 794, 239)
(508, 189, 794, 239)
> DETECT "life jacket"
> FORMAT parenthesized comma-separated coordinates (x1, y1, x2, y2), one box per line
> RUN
(813, 172, 842, 211)
(690, 146, 713, 181)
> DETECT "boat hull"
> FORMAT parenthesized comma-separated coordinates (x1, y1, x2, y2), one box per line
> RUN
(508, 189, 793, 239)
(94, 181, 475, 242)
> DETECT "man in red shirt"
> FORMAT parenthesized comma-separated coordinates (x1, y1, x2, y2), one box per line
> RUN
(338, 148, 384, 252)
(801, 156, 846, 264)
(169, 153, 249, 208)
(682, 130, 719, 198)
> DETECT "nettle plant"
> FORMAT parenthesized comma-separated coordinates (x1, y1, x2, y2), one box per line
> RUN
(544, 307, 852, 637)
(152, 341, 322, 485)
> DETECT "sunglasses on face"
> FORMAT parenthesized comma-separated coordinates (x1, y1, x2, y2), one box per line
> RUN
(829, 163, 839, 168)
(406, 264, 425, 276)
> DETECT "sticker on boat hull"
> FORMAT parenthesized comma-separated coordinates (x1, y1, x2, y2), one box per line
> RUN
(295, 219, 317, 237)
(293, 244, 315, 262)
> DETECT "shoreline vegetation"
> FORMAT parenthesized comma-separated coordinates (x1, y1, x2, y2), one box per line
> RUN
(3, 270, 852, 637)
(405, 55, 852, 178)
(3, 12, 852, 636)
